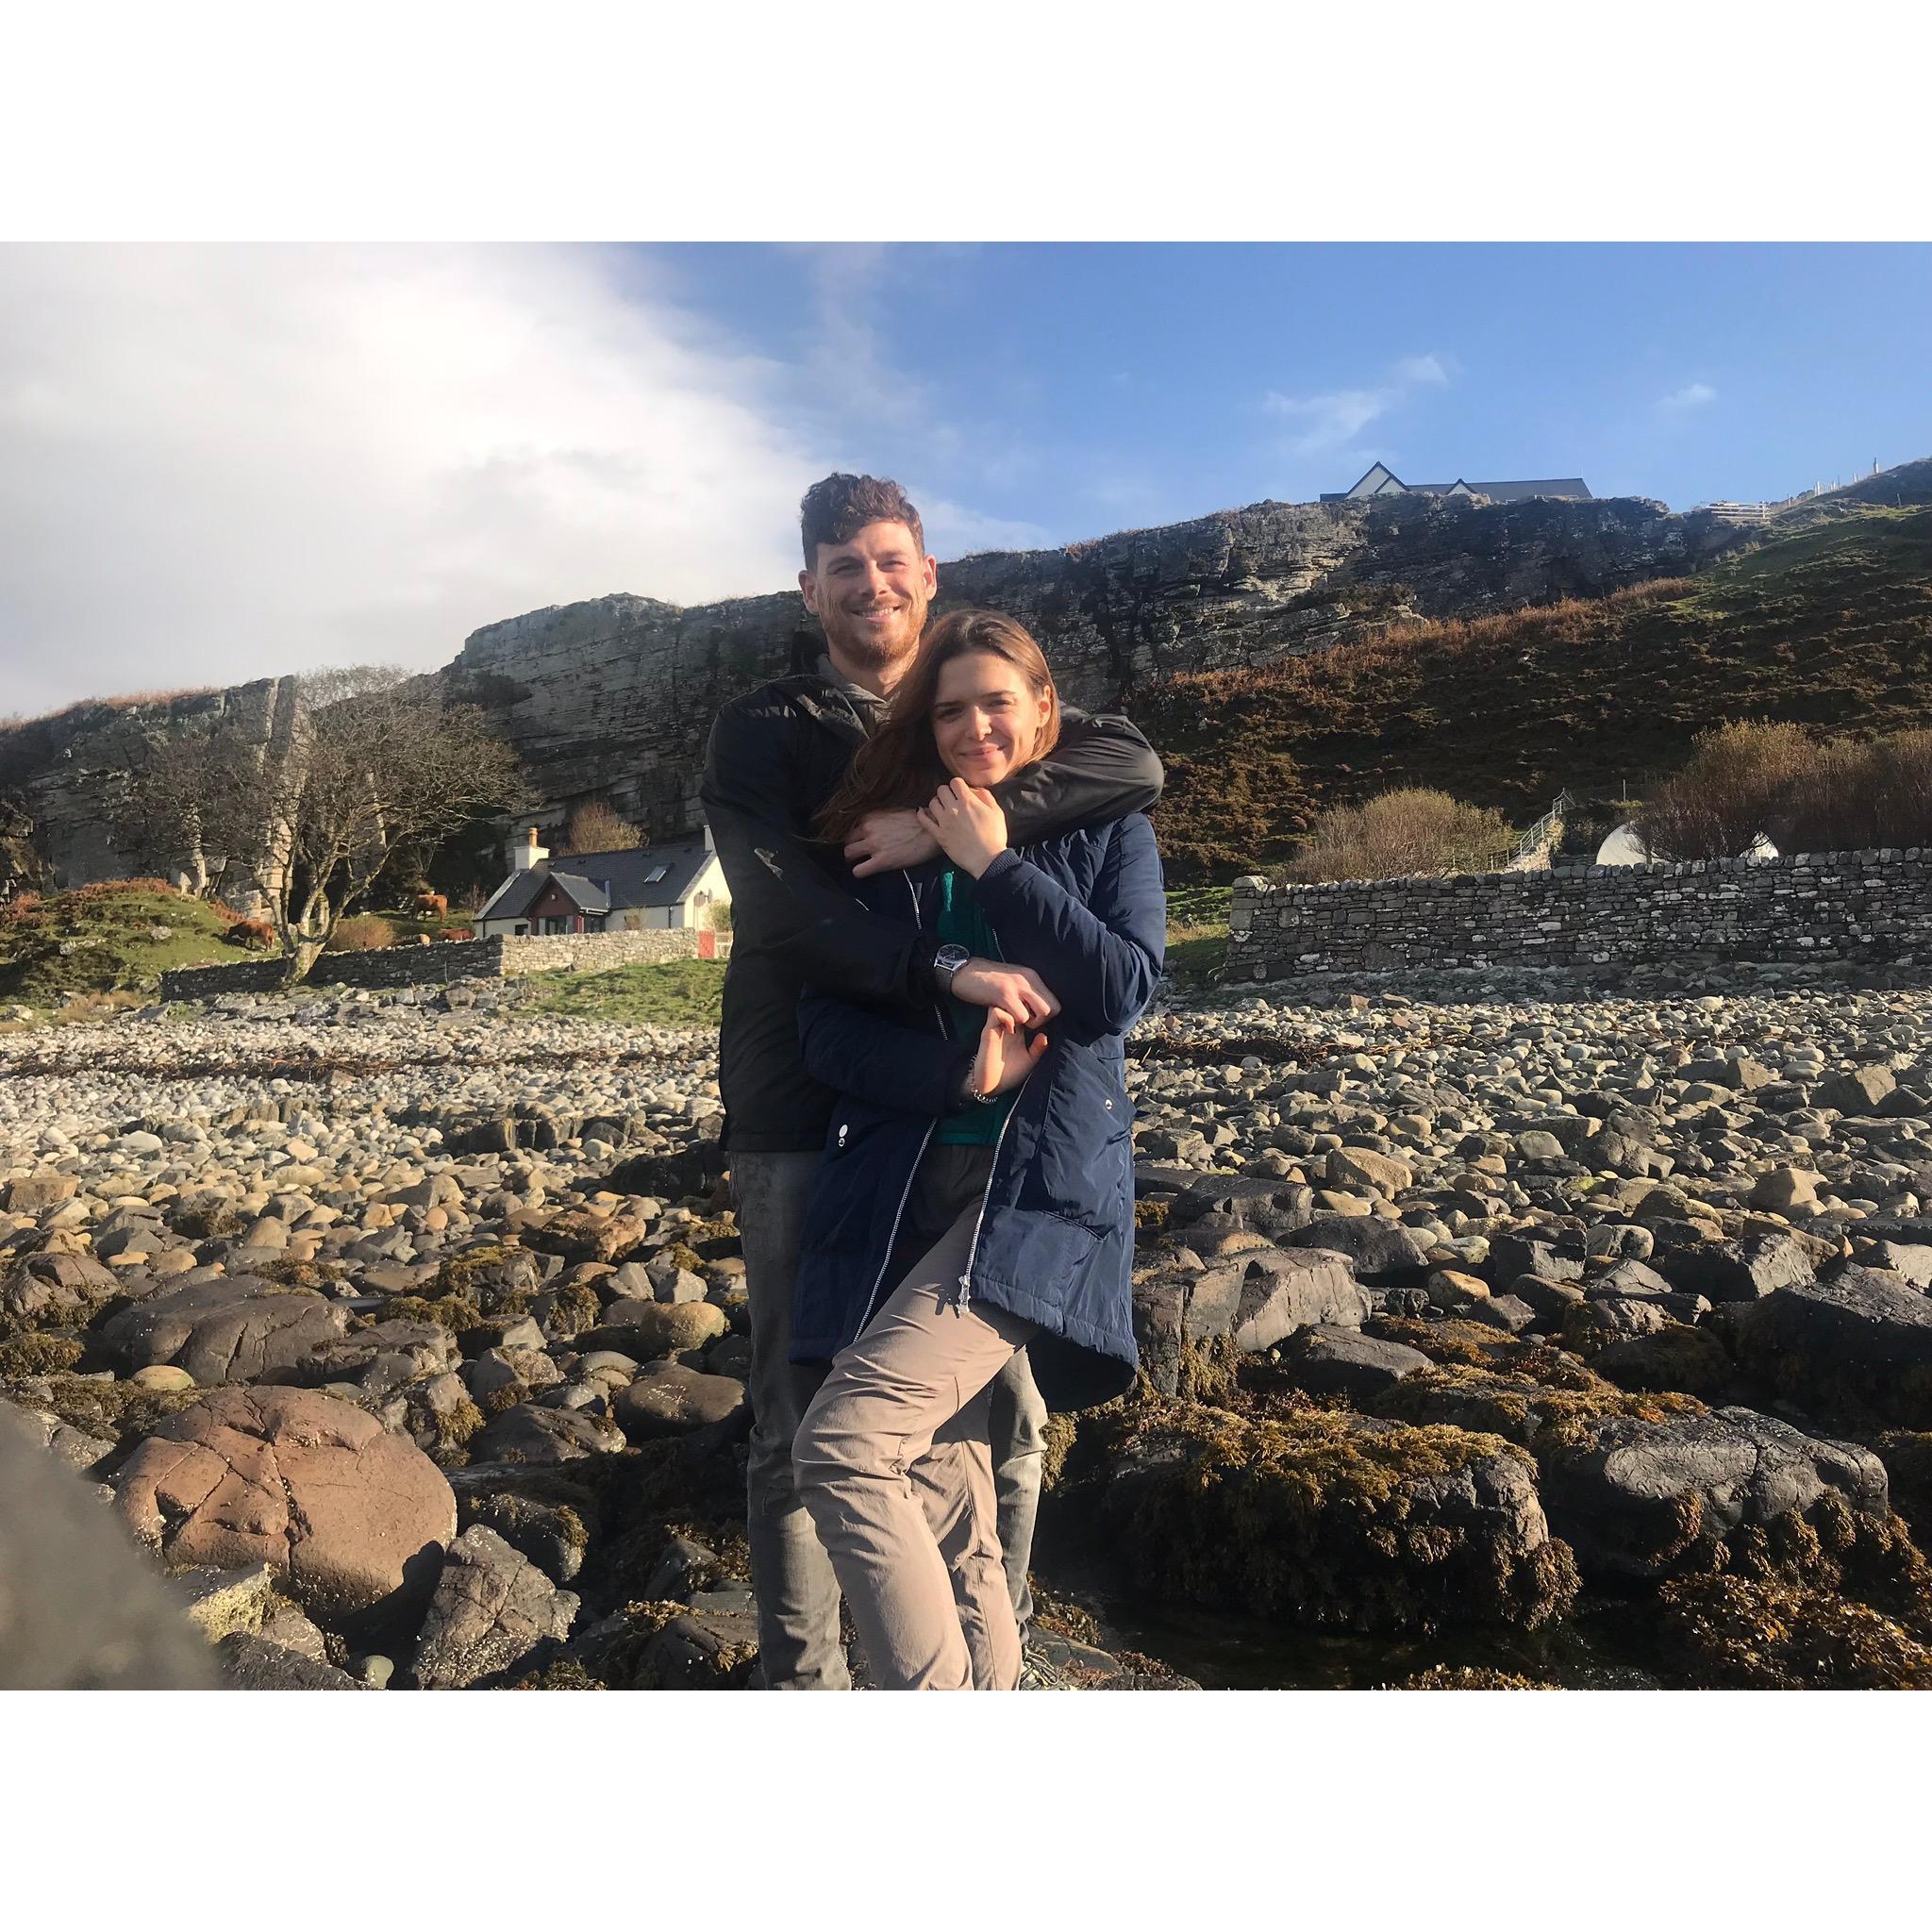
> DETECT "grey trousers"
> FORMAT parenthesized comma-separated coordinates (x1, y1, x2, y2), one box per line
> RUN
(733, 1146, 1046, 1690)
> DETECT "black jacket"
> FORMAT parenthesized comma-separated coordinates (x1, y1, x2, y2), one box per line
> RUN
(699, 661, 1165, 1152)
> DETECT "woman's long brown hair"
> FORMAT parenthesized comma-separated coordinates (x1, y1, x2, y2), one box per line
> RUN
(816, 608, 1062, 846)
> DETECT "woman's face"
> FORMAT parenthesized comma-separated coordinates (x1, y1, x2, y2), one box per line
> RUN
(931, 650, 1052, 788)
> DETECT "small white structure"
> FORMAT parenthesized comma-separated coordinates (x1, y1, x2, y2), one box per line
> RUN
(475, 825, 730, 938)
(1594, 823, 1780, 866)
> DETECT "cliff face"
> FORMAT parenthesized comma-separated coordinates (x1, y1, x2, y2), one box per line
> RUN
(0, 679, 301, 894)
(3, 489, 1743, 888)
(447, 491, 1741, 841)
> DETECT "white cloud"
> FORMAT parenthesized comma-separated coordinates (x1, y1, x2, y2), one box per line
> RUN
(919, 494, 1055, 558)
(1393, 353, 1451, 387)
(1658, 381, 1718, 411)
(1261, 351, 1452, 456)
(0, 244, 830, 717)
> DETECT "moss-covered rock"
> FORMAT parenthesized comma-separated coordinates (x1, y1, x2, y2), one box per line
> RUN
(1395, 1663, 1560, 1690)
(1874, 1431, 1932, 1548)
(435, 1243, 542, 1313)
(1089, 1398, 1580, 1635)
(7, 1372, 208, 1446)
(1591, 1322, 1734, 1400)
(0, 1332, 85, 1377)
(1367, 1357, 1705, 1448)
(1655, 1572, 1932, 1689)
(377, 1292, 483, 1335)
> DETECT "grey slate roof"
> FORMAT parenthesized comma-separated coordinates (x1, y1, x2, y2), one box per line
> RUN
(1417, 477, 1594, 503)
(477, 834, 714, 924)
(1323, 463, 1592, 504)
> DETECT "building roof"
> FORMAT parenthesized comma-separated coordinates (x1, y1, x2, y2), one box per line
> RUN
(1323, 463, 1592, 503)
(477, 834, 715, 924)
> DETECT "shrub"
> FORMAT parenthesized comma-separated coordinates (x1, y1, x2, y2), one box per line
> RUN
(1640, 723, 1932, 859)
(560, 800, 642, 855)
(223, 917, 275, 949)
(1281, 788, 1516, 883)
(1637, 720, 1812, 861)
(1782, 727, 1932, 852)
(330, 913, 396, 952)
(3, 891, 42, 919)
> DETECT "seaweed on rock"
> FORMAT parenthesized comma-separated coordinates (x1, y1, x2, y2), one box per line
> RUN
(1088, 1397, 1580, 1636)
(1655, 1573, 1932, 1689)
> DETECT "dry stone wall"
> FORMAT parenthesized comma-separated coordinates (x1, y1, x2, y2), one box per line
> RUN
(1228, 850, 1932, 981)
(158, 926, 728, 1002)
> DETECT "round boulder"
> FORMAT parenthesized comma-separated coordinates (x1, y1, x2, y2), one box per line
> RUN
(614, 1362, 749, 1443)
(99, 1276, 349, 1386)
(112, 1387, 456, 1632)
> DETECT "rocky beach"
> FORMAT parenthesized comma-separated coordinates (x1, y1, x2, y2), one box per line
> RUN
(6, 962, 1932, 1690)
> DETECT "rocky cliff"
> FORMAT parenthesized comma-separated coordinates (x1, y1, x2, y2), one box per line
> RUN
(4, 489, 1742, 888)
(0, 679, 301, 895)
(446, 491, 1742, 843)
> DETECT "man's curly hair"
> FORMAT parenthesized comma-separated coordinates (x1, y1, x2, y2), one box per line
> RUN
(799, 473, 925, 568)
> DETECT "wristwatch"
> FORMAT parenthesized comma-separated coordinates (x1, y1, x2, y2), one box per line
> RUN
(932, 941, 972, 996)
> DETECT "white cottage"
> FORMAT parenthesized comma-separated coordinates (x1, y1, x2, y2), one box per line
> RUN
(475, 827, 731, 938)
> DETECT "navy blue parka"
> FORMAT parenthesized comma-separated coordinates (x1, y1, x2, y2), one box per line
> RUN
(791, 812, 1165, 1411)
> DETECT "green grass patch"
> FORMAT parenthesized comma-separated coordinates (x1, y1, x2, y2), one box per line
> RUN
(0, 882, 238, 1006)
(1165, 885, 1230, 977)
(519, 958, 726, 1028)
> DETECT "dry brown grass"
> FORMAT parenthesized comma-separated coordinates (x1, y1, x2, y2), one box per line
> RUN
(1282, 787, 1516, 883)
(0, 688, 221, 733)
(1640, 722, 1932, 858)
(329, 913, 396, 952)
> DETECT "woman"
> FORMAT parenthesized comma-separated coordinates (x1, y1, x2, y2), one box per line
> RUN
(789, 608, 1165, 1690)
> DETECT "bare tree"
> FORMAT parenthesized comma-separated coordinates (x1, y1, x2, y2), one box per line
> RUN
(119, 732, 261, 902)
(260, 668, 530, 981)
(113, 667, 530, 982)
(558, 798, 643, 855)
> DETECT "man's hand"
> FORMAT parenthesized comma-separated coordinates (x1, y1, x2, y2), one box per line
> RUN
(950, 959, 1059, 1027)
(845, 808, 941, 878)
(970, 1008, 1050, 1098)
(915, 779, 1008, 879)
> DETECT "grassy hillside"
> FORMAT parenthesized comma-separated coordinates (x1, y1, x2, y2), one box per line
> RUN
(1140, 502, 1932, 880)
(0, 881, 237, 1008)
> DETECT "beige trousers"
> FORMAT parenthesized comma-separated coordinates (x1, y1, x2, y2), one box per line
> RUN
(792, 1191, 1038, 1690)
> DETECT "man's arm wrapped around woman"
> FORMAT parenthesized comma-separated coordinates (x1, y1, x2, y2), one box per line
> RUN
(967, 814, 1165, 1038)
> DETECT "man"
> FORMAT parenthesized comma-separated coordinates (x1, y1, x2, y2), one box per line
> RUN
(700, 473, 1163, 1690)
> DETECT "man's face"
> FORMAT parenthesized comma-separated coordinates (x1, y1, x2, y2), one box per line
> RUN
(799, 520, 938, 676)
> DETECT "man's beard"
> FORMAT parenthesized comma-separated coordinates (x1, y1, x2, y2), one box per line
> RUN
(822, 585, 931, 673)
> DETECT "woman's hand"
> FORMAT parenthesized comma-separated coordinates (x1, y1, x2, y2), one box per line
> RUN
(970, 1008, 1049, 1098)
(916, 778, 1008, 879)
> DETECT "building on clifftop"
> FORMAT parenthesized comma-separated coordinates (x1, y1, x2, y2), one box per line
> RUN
(1322, 462, 1593, 503)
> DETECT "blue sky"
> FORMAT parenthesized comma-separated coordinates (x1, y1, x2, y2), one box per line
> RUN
(655, 242, 1932, 542)
(5, 242, 1930, 714)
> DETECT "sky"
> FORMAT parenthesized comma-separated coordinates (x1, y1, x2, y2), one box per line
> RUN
(4, 241, 1930, 719)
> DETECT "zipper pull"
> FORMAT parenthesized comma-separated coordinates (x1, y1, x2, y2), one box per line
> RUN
(957, 1273, 974, 1311)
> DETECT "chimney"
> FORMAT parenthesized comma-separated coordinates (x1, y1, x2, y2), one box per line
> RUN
(508, 824, 550, 873)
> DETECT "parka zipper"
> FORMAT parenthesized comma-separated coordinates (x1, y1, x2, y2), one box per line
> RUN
(955, 1084, 1024, 1313)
